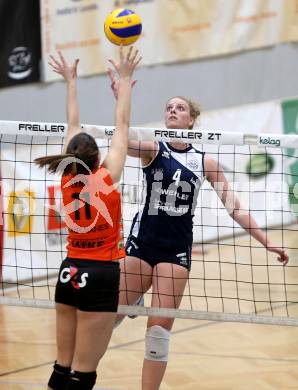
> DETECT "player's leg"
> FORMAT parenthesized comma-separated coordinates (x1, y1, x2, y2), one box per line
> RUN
(142, 262, 189, 390)
(116, 255, 153, 325)
(120, 255, 153, 304)
(48, 303, 76, 390)
(72, 311, 116, 370)
(51, 311, 116, 390)
(48, 257, 78, 390)
(128, 294, 145, 319)
(56, 303, 77, 365)
(67, 260, 120, 389)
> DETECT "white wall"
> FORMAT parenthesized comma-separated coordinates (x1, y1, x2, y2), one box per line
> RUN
(0, 43, 297, 126)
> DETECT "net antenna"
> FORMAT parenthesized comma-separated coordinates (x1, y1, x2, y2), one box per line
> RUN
(1, 120, 298, 326)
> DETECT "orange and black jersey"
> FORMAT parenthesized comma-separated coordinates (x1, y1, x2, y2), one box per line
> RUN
(61, 166, 125, 261)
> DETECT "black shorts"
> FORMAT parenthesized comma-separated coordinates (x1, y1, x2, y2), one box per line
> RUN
(125, 235, 192, 271)
(55, 258, 120, 312)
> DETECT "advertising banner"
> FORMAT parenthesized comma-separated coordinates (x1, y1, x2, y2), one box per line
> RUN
(41, 0, 298, 82)
(0, 0, 41, 87)
(281, 99, 298, 217)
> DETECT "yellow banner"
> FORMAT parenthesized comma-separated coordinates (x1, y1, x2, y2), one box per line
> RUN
(7, 190, 35, 236)
(41, 0, 298, 81)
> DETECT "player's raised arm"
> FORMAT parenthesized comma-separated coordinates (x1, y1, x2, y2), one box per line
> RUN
(108, 65, 157, 165)
(103, 45, 142, 183)
(48, 51, 81, 153)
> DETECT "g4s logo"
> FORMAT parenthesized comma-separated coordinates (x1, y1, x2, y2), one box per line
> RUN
(60, 266, 88, 289)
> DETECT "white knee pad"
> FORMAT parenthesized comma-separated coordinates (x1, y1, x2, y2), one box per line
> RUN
(145, 325, 170, 362)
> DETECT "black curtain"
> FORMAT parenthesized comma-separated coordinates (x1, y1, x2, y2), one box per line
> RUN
(0, 0, 41, 87)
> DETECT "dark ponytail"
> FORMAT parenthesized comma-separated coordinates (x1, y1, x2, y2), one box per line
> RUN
(34, 132, 99, 175)
(34, 153, 76, 174)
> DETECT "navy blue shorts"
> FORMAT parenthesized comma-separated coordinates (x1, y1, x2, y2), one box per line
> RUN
(55, 258, 120, 312)
(125, 235, 192, 271)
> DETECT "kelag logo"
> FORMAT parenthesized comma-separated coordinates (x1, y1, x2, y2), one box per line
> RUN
(259, 136, 281, 147)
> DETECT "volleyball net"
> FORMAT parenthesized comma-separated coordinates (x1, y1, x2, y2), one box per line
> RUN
(1, 120, 298, 326)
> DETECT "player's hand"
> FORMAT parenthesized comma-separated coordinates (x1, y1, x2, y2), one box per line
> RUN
(108, 45, 142, 83)
(266, 241, 289, 266)
(48, 51, 79, 82)
(108, 68, 137, 100)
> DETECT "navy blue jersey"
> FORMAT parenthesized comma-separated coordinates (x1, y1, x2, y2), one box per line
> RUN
(130, 142, 205, 250)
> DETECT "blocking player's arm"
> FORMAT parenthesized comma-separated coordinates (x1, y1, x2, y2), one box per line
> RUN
(48, 51, 81, 153)
(108, 63, 158, 166)
(104, 77, 132, 183)
(103, 46, 142, 183)
(63, 76, 81, 153)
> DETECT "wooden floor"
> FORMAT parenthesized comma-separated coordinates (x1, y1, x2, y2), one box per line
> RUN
(1, 306, 298, 390)
(1, 227, 298, 389)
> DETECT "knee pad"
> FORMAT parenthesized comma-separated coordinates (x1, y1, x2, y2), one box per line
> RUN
(48, 362, 71, 390)
(66, 370, 97, 390)
(145, 325, 170, 362)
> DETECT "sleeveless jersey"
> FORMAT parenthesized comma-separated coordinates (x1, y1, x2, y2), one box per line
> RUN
(130, 142, 205, 250)
(61, 166, 125, 261)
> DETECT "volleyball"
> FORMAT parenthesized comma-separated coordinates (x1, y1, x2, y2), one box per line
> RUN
(104, 8, 142, 46)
